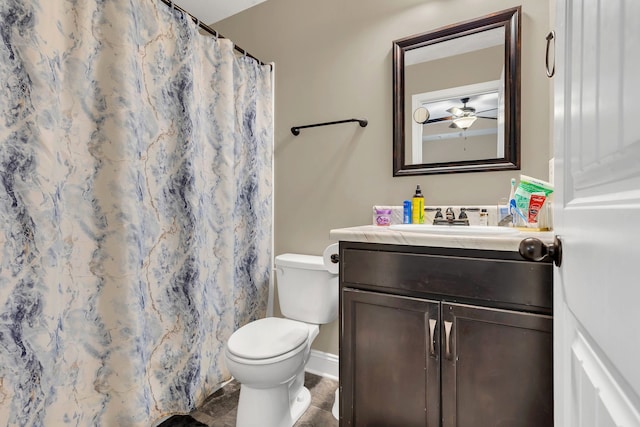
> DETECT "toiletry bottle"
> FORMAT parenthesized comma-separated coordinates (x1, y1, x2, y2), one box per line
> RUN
(403, 200, 412, 224)
(411, 185, 424, 224)
(479, 209, 488, 226)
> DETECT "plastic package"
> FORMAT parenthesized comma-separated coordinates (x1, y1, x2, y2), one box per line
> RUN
(513, 175, 554, 229)
(375, 208, 392, 226)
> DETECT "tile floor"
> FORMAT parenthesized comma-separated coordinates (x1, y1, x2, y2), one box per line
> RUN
(159, 373, 338, 427)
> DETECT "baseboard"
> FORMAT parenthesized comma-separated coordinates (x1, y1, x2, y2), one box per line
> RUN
(305, 349, 339, 381)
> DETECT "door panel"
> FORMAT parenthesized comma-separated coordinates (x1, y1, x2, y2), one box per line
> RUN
(555, 0, 640, 425)
(341, 288, 440, 427)
(571, 331, 640, 426)
(441, 303, 553, 427)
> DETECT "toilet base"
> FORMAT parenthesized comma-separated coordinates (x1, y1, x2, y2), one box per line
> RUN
(235, 384, 311, 427)
(290, 386, 311, 423)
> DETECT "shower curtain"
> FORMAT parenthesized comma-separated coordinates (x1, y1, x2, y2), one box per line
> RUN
(0, 0, 273, 425)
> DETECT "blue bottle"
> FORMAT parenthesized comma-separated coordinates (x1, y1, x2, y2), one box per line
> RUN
(403, 200, 412, 224)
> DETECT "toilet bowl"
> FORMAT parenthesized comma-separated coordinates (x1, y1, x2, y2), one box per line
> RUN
(224, 252, 338, 427)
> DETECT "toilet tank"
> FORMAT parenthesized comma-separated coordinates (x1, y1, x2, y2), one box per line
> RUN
(274, 253, 339, 324)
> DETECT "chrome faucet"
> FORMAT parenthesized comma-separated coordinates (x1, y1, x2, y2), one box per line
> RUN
(433, 207, 470, 226)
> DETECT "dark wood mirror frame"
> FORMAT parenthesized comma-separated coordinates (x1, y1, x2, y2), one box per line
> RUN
(393, 7, 521, 176)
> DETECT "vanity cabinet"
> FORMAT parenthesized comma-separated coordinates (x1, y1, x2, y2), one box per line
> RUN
(339, 241, 553, 427)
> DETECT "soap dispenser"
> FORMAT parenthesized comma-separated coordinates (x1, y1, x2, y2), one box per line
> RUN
(411, 185, 424, 224)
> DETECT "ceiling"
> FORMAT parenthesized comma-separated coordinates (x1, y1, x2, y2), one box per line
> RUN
(173, 0, 268, 24)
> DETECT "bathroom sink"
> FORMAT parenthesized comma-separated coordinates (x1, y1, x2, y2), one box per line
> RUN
(388, 224, 520, 236)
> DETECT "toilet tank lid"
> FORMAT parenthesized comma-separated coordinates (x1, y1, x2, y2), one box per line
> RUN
(275, 253, 325, 270)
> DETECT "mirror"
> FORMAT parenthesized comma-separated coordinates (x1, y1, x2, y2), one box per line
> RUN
(393, 7, 521, 176)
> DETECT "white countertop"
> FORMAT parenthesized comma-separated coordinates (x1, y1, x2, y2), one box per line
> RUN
(330, 225, 555, 252)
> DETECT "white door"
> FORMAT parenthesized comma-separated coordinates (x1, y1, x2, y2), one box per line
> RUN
(553, 0, 640, 425)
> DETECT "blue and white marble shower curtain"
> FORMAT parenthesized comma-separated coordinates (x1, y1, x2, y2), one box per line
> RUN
(0, 0, 272, 425)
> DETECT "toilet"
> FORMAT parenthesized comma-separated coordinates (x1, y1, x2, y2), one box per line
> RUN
(224, 252, 339, 427)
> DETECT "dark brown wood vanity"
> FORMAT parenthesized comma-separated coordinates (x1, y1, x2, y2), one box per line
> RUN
(338, 240, 553, 427)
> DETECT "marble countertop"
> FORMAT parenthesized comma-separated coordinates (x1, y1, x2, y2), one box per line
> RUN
(330, 225, 555, 252)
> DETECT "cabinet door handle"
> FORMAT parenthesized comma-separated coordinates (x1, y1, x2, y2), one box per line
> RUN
(428, 318, 437, 356)
(444, 320, 453, 359)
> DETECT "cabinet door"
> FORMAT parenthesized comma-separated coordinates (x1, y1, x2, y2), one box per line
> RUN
(341, 288, 440, 427)
(441, 303, 553, 427)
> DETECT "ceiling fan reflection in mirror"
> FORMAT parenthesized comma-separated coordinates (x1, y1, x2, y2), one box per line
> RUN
(413, 94, 498, 130)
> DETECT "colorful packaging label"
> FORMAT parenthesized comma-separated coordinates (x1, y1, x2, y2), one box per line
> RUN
(375, 208, 392, 226)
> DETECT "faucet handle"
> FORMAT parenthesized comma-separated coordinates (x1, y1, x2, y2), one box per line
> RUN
(425, 207, 443, 219)
(459, 207, 480, 220)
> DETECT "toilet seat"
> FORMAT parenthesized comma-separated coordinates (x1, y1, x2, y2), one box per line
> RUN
(227, 317, 309, 361)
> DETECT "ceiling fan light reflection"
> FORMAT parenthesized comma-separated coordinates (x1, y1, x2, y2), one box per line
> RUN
(452, 116, 477, 129)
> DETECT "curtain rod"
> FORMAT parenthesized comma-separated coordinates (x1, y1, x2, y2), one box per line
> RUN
(159, 0, 271, 69)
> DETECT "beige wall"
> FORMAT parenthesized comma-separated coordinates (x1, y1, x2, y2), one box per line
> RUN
(216, 0, 551, 355)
